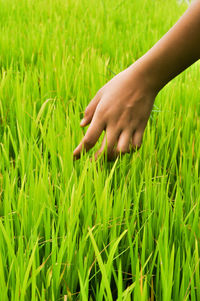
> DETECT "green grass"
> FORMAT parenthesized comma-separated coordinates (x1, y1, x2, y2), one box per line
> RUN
(0, 0, 200, 300)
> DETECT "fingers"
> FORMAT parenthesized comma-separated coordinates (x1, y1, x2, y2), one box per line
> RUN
(74, 118, 144, 161)
(116, 130, 132, 155)
(93, 128, 144, 161)
(94, 135, 106, 160)
(80, 93, 101, 127)
(132, 129, 143, 150)
(94, 127, 121, 161)
(73, 112, 105, 159)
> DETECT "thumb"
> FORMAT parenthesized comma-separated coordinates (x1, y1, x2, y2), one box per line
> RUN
(80, 92, 101, 127)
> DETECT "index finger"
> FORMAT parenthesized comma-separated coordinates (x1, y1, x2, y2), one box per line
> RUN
(73, 113, 105, 159)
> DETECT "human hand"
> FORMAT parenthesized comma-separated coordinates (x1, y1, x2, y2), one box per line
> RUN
(73, 64, 157, 161)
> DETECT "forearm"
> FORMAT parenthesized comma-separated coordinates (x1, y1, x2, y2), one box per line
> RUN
(74, 1, 200, 159)
(132, 0, 200, 93)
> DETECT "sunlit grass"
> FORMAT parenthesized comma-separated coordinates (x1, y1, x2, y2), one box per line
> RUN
(0, 0, 199, 300)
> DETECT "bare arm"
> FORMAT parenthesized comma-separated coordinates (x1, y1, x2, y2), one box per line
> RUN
(73, 1, 200, 161)
(137, 0, 200, 93)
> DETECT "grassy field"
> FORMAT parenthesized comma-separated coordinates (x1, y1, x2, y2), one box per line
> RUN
(0, 0, 200, 300)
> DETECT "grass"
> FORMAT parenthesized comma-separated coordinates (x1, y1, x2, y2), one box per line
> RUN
(0, 0, 200, 300)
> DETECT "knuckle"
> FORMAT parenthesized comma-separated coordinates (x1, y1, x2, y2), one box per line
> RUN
(95, 104, 108, 120)
(96, 88, 103, 97)
(95, 105, 105, 116)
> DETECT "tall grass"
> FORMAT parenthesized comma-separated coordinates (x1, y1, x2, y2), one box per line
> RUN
(0, 0, 199, 300)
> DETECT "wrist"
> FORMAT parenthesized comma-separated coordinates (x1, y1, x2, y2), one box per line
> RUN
(129, 58, 165, 96)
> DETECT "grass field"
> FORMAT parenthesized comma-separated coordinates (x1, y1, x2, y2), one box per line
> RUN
(0, 0, 200, 300)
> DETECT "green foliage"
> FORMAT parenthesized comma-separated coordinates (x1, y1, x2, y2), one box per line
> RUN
(0, 0, 199, 300)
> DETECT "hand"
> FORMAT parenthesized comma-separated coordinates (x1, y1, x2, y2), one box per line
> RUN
(73, 64, 157, 161)
(74, 0, 200, 161)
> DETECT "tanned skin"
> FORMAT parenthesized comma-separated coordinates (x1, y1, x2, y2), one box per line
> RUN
(73, 1, 200, 161)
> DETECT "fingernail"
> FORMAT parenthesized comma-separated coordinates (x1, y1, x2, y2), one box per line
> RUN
(80, 118, 85, 126)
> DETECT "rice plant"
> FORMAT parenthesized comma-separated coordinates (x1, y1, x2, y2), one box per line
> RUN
(0, 0, 199, 300)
